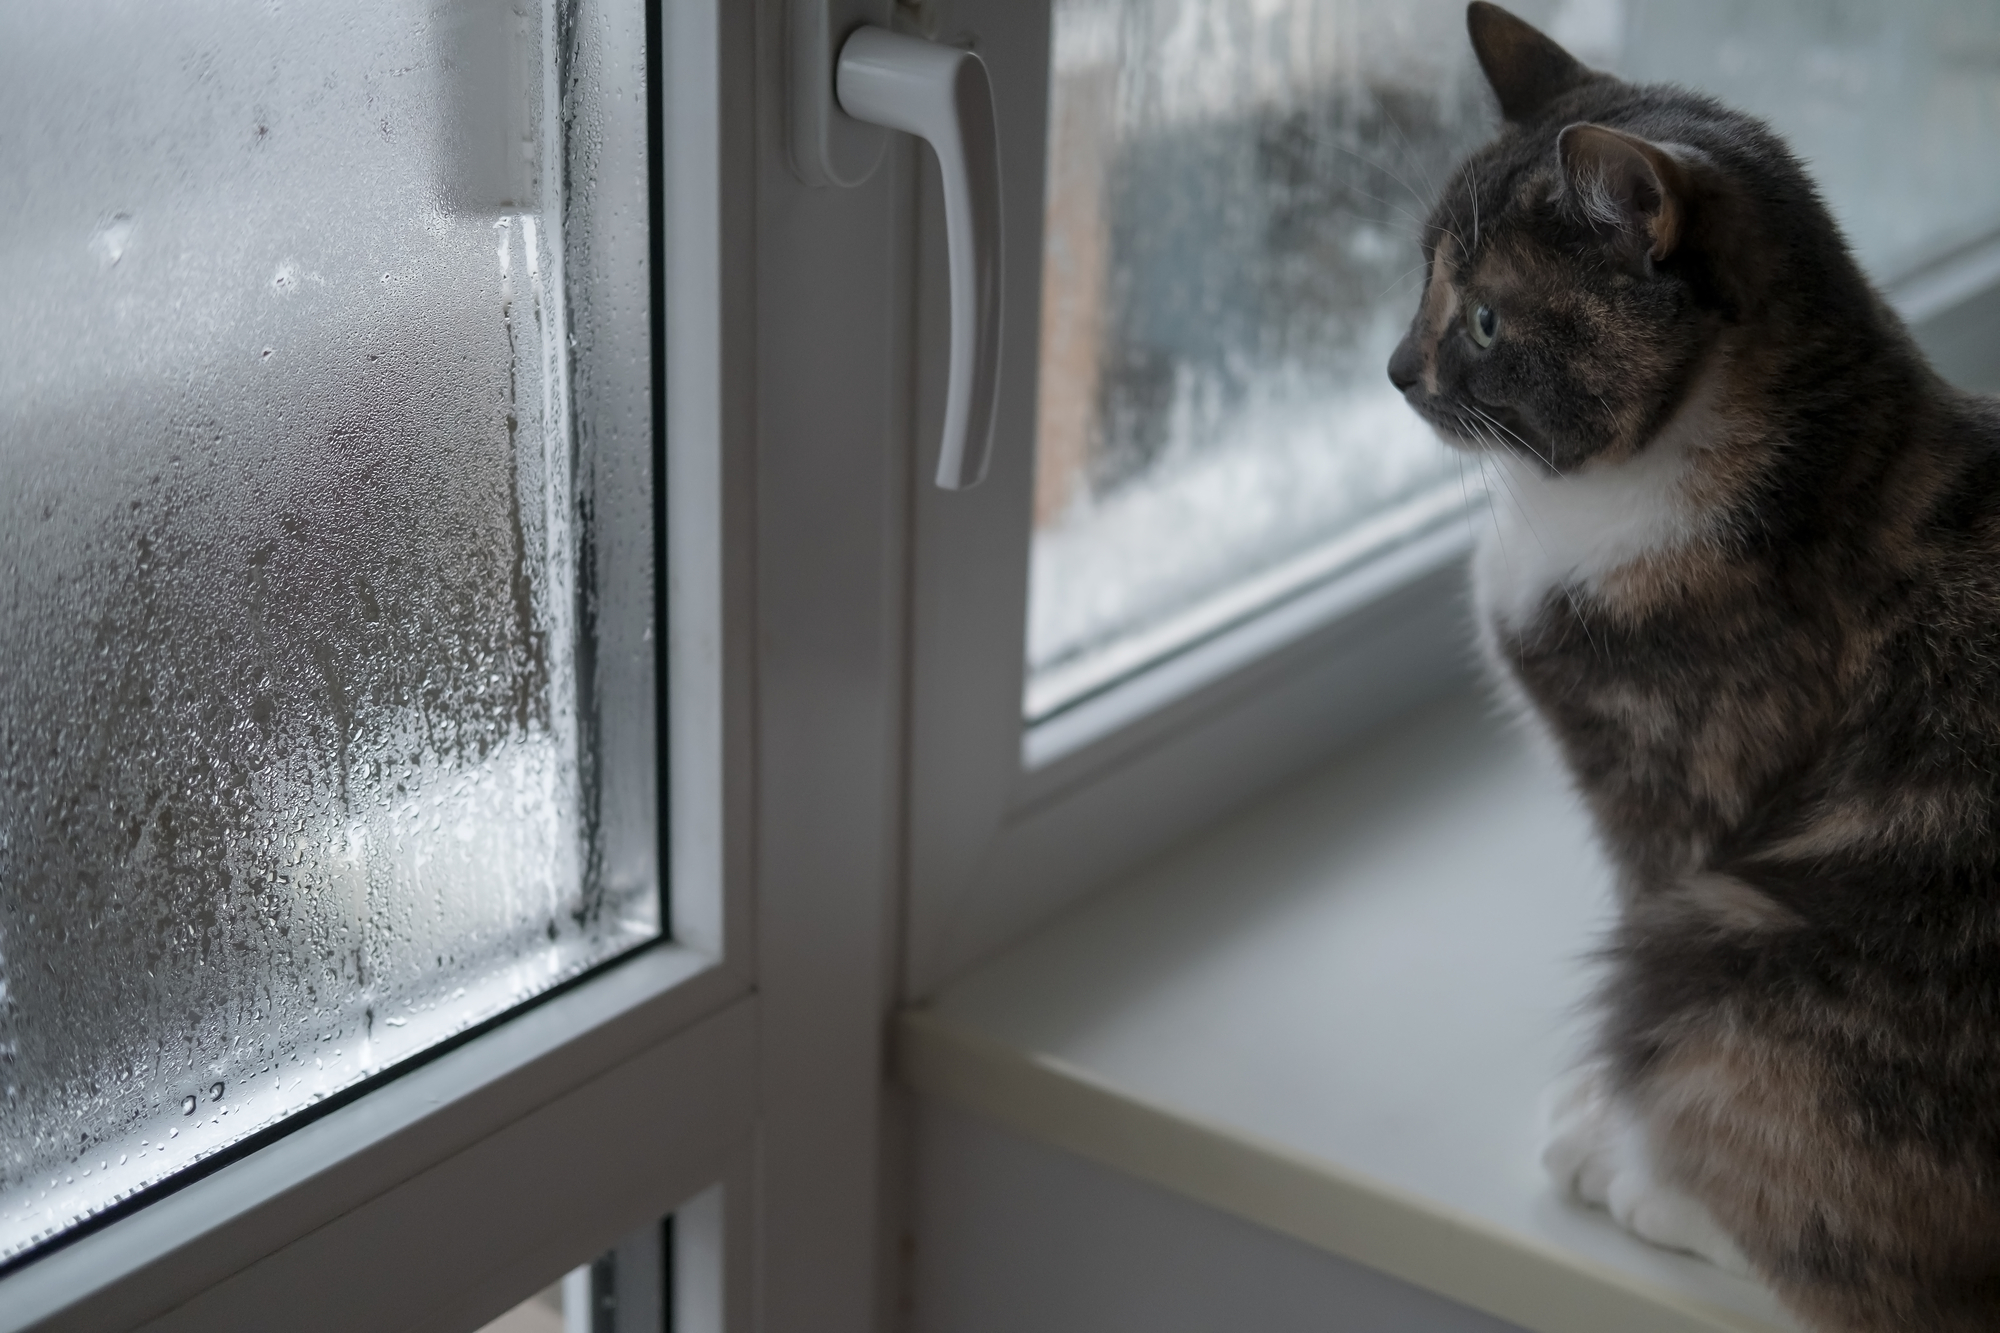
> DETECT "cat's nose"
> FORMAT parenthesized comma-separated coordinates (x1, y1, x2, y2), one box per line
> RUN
(1387, 337, 1422, 394)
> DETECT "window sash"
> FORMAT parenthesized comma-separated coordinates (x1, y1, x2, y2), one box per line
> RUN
(0, 0, 773, 1324)
(901, 0, 1481, 998)
(0, 954, 748, 1333)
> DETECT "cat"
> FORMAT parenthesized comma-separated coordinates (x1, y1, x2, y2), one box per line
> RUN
(1390, 6, 2000, 1330)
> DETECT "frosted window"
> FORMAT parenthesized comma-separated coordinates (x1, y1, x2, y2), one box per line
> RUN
(0, 0, 657, 1263)
(1027, 0, 1494, 717)
(1026, 0, 2000, 719)
(1614, 0, 2000, 283)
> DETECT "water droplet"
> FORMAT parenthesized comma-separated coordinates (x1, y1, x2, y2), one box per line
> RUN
(169, 1128, 179, 1139)
(210, 1082, 225, 1101)
(89, 212, 135, 267)
(181, 1095, 196, 1115)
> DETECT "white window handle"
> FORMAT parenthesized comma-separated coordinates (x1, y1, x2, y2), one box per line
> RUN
(835, 28, 1004, 491)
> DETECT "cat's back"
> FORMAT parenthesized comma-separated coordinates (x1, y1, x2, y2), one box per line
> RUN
(1855, 383, 2000, 668)
(1811, 385, 2000, 810)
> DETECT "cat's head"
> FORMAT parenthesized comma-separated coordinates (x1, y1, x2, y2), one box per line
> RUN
(1390, 3, 1830, 473)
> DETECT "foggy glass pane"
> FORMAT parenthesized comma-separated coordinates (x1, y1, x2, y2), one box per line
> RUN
(1615, 0, 2000, 283)
(1027, 0, 1493, 714)
(0, 0, 657, 1262)
(1026, 0, 2000, 717)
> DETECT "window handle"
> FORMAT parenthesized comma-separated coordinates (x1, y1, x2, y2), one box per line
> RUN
(835, 28, 1004, 490)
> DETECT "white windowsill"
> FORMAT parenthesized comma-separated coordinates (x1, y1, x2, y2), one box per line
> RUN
(898, 690, 1800, 1333)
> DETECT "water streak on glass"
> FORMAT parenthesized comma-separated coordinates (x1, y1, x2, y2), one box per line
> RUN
(0, 0, 657, 1261)
(1028, 0, 1495, 715)
(1027, 0, 2000, 720)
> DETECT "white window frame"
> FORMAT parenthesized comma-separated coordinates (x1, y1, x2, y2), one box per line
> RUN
(0, 1, 913, 1329)
(899, 0, 1479, 997)
(896, 0, 2000, 1000)
(14, 4, 1994, 1329)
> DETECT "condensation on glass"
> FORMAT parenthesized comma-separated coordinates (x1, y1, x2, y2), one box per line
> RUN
(0, 0, 658, 1263)
(1026, 0, 2000, 720)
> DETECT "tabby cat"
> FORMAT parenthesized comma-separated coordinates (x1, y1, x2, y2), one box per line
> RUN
(1389, 6, 2000, 1329)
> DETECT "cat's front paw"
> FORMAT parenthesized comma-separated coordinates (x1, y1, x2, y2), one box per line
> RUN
(1540, 1067, 1753, 1277)
(1541, 1064, 1622, 1206)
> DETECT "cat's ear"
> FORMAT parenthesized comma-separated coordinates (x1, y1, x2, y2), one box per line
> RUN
(1467, 3, 1596, 122)
(1557, 123, 1688, 266)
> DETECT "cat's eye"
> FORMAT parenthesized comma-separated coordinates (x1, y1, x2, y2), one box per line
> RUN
(1466, 303, 1499, 348)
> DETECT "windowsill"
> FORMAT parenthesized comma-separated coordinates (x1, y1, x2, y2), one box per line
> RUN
(897, 690, 1798, 1333)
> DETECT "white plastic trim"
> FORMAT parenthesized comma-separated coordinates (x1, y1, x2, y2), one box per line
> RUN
(0, 947, 745, 1333)
(837, 27, 1005, 489)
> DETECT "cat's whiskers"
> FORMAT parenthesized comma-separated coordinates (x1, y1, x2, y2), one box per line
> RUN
(1458, 415, 1522, 524)
(1469, 161, 1482, 252)
(1465, 421, 1606, 660)
(1469, 454, 1511, 577)
(1558, 579, 1605, 660)
(1369, 97, 1443, 202)
(1465, 447, 1517, 583)
(1451, 445, 1481, 546)
(1296, 133, 1478, 264)
(1371, 260, 1434, 304)
(1358, 105, 1481, 270)
(1276, 139, 1435, 244)
(1465, 400, 1557, 472)
(1322, 178, 1437, 247)
(1469, 421, 1544, 555)
(1306, 133, 1437, 221)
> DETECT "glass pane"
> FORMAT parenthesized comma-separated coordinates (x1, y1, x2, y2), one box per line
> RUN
(0, 0, 657, 1262)
(477, 1281, 568, 1333)
(1619, 0, 2000, 282)
(1026, 0, 2000, 719)
(470, 1222, 668, 1333)
(1028, 0, 1493, 716)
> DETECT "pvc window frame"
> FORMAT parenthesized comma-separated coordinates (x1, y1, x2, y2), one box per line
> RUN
(0, 1, 772, 1327)
(902, 0, 1479, 998)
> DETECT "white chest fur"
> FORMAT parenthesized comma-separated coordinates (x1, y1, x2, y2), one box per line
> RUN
(1467, 356, 1744, 643)
(1471, 438, 1703, 634)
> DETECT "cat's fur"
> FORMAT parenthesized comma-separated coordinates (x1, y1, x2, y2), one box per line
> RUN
(1391, 7, 2000, 1330)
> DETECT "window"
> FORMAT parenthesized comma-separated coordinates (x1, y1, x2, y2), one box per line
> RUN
(1025, 0, 2000, 725)
(903, 0, 1484, 998)
(6, 0, 1994, 1328)
(1028, 0, 1492, 722)
(901, 0, 2000, 997)
(2, 2, 904, 1330)
(895, 2, 2000, 1323)
(1, 0, 657, 1263)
